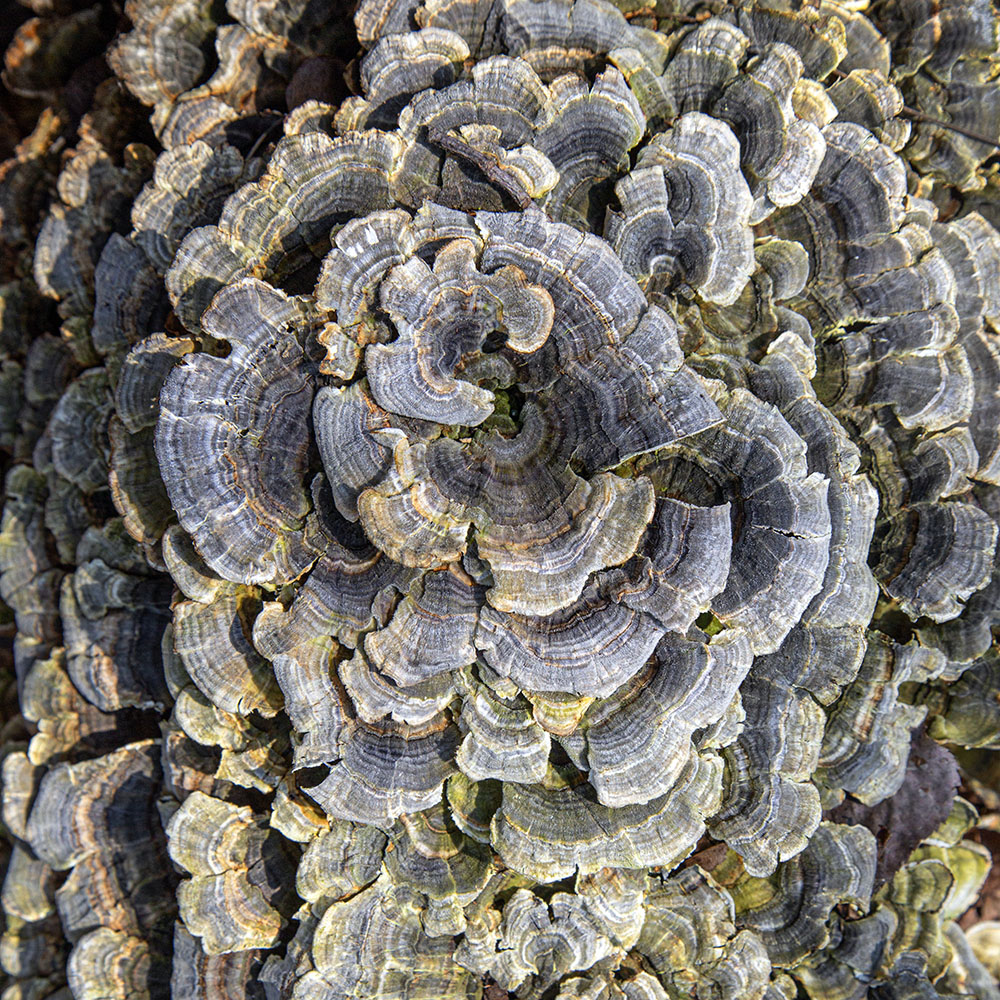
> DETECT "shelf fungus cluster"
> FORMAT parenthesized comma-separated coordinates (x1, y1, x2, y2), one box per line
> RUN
(3, 0, 1000, 997)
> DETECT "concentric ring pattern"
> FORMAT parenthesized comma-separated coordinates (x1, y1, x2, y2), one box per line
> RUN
(2, 1, 1000, 998)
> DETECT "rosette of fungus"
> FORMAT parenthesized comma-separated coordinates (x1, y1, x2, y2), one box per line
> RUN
(4, 0, 1000, 999)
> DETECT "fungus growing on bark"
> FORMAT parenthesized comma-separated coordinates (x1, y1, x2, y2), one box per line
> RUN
(2, 1, 1000, 998)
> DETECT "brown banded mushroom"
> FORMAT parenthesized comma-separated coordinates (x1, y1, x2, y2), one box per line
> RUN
(4, 0, 1000, 997)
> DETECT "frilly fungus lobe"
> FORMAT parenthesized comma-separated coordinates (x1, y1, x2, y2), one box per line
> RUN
(2, 1, 1000, 999)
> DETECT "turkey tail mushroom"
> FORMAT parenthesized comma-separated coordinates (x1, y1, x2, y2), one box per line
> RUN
(3, 1, 1000, 998)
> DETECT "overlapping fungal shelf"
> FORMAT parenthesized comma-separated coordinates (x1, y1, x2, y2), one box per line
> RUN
(1, 1, 1000, 998)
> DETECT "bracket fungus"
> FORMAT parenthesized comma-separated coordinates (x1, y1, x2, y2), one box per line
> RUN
(3, 0, 1000, 998)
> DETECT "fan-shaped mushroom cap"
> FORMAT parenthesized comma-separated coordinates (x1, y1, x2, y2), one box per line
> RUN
(366, 565, 481, 686)
(91, 238, 166, 362)
(500, 0, 668, 76)
(67, 927, 170, 1000)
(873, 502, 998, 622)
(27, 742, 161, 866)
(134, 142, 251, 273)
(476, 574, 665, 698)
(0, 466, 62, 660)
(711, 41, 827, 219)
(584, 630, 751, 807)
(48, 369, 112, 494)
(457, 675, 551, 785)
(364, 244, 553, 425)
(167, 790, 297, 953)
(108, 420, 173, 547)
(173, 593, 282, 717)
(160, 525, 231, 604)
(34, 138, 154, 321)
(270, 635, 344, 768)
(558, 972, 675, 1000)
(342, 648, 457, 726)
(640, 385, 832, 656)
(109, 0, 217, 109)
(307, 715, 461, 826)
(548, 309, 722, 472)
(492, 753, 722, 880)
(819, 635, 945, 804)
(384, 801, 492, 907)
(296, 821, 386, 905)
(23, 739, 175, 975)
(533, 67, 644, 228)
(637, 864, 777, 999)
(639, 866, 734, 975)
(357, 28, 471, 128)
(60, 567, 171, 713)
(2, 754, 42, 843)
(93, 140, 257, 364)
(621, 112, 753, 305)
(166, 130, 403, 331)
(253, 531, 419, 654)
(460, 886, 617, 990)
(750, 336, 880, 632)
(303, 875, 476, 998)
(930, 651, 1000, 749)
(605, 496, 733, 630)
(827, 68, 909, 151)
(731, 822, 877, 969)
(171, 922, 266, 1000)
(708, 667, 825, 877)
(156, 278, 320, 586)
(2, 845, 57, 926)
